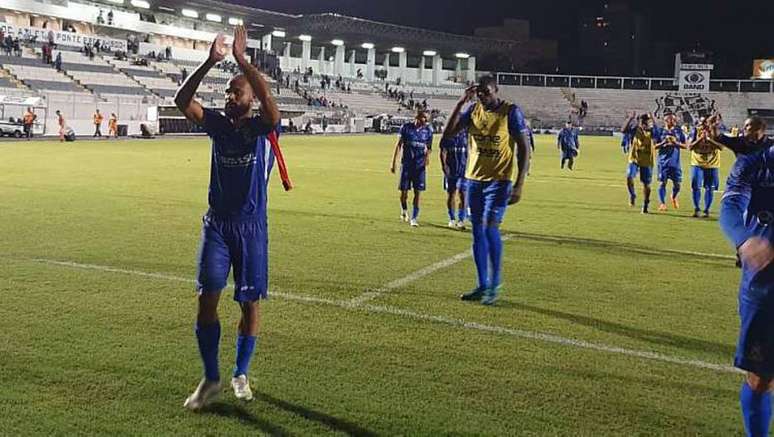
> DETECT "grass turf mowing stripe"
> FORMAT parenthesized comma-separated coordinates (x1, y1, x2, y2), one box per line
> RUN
(29, 257, 741, 375)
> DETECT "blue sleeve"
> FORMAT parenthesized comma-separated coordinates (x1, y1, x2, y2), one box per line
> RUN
(677, 129, 686, 143)
(508, 105, 527, 137)
(459, 105, 473, 129)
(201, 109, 230, 138)
(720, 154, 759, 248)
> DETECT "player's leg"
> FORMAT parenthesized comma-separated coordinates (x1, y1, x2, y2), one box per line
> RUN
(741, 373, 774, 437)
(657, 167, 668, 211)
(445, 178, 456, 227)
(691, 166, 703, 217)
(461, 180, 488, 300)
(640, 167, 652, 214)
(410, 168, 426, 226)
(398, 167, 410, 221)
(411, 189, 421, 226)
(229, 220, 269, 401)
(456, 181, 467, 229)
(185, 216, 230, 410)
(480, 181, 511, 305)
(703, 168, 719, 217)
(626, 163, 638, 206)
(561, 156, 566, 169)
(672, 168, 682, 209)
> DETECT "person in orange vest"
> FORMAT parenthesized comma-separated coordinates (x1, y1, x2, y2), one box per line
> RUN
(93, 109, 104, 137)
(108, 113, 118, 138)
(22, 107, 36, 139)
(56, 110, 65, 142)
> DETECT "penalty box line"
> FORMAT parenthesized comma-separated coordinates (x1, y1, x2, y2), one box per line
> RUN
(29, 257, 741, 376)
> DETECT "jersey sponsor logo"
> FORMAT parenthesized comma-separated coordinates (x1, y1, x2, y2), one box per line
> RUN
(216, 153, 258, 168)
(472, 134, 502, 146)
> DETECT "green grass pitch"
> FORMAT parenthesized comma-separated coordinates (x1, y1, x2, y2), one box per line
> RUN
(0, 133, 747, 435)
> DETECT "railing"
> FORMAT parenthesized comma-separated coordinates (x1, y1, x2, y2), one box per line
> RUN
(496, 73, 774, 93)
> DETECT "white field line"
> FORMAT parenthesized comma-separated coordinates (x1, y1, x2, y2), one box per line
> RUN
(348, 235, 513, 306)
(27, 257, 741, 375)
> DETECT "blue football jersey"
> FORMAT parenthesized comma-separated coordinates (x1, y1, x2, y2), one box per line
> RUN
(557, 128, 579, 150)
(720, 146, 774, 304)
(655, 126, 686, 169)
(400, 122, 433, 169)
(201, 109, 276, 219)
(440, 129, 468, 178)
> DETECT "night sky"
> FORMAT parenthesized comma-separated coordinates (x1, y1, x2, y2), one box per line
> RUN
(234, 0, 774, 77)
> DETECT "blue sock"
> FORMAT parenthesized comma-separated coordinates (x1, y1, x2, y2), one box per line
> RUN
(195, 321, 221, 382)
(447, 208, 455, 221)
(658, 183, 667, 204)
(457, 208, 466, 222)
(627, 184, 636, 202)
(704, 189, 714, 213)
(471, 222, 489, 289)
(741, 382, 771, 437)
(692, 188, 701, 211)
(412, 206, 420, 220)
(233, 335, 257, 378)
(485, 226, 503, 288)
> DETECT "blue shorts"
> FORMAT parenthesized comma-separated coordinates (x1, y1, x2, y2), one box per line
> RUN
(736, 298, 774, 375)
(626, 163, 653, 185)
(399, 166, 426, 191)
(466, 179, 513, 225)
(561, 148, 578, 159)
(196, 214, 268, 302)
(691, 166, 720, 191)
(443, 175, 465, 193)
(658, 166, 682, 183)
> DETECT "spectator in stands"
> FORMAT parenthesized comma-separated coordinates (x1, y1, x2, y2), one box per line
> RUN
(107, 10, 114, 25)
(288, 119, 295, 132)
(356, 68, 363, 79)
(22, 107, 36, 140)
(322, 115, 328, 133)
(3, 35, 12, 56)
(42, 44, 51, 64)
(165, 46, 171, 60)
(93, 109, 104, 137)
(97, 10, 105, 25)
(304, 120, 312, 133)
(108, 113, 118, 138)
(54, 52, 62, 71)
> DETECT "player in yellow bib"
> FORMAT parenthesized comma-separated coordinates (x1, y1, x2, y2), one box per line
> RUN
(688, 116, 723, 218)
(444, 76, 530, 305)
(622, 112, 658, 213)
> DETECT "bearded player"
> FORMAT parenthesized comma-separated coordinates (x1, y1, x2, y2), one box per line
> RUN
(444, 76, 530, 305)
(175, 26, 280, 410)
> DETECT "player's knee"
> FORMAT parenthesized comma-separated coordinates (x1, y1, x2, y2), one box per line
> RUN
(746, 373, 774, 394)
(197, 293, 220, 322)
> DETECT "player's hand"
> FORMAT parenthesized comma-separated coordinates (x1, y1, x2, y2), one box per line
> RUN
(739, 237, 774, 273)
(459, 85, 477, 104)
(209, 33, 227, 63)
(232, 25, 247, 63)
(508, 185, 523, 205)
(443, 165, 450, 176)
(390, 164, 395, 174)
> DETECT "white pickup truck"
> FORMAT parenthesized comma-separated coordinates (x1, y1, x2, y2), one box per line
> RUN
(0, 120, 25, 138)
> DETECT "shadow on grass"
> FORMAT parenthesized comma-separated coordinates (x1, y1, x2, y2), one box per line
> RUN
(501, 230, 735, 265)
(506, 301, 735, 357)
(205, 402, 291, 436)
(254, 392, 378, 437)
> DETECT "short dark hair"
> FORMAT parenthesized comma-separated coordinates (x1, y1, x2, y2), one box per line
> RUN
(748, 115, 767, 130)
(477, 75, 497, 90)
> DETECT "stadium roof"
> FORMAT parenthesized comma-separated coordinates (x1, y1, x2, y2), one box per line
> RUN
(113, 0, 518, 58)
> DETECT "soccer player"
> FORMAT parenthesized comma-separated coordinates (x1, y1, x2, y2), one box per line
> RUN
(622, 111, 657, 213)
(440, 127, 468, 229)
(56, 110, 65, 142)
(108, 113, 118, 138)
(390, 109, 433, 227)
(687, 116, 723, 218)
(654, 112, 687, 211)
(93, 109, 103, 138)
(174, 26, 281, 410)
(621, 114, 635, 154)
(716, 116, 772, 158)
(444, 76, 530, 305)
(719, 144, 774, 437)
(557, 121, 580, 170)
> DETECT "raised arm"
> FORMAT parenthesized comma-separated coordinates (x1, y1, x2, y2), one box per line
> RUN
(621, 111, 635, 134)
(174, 34, 225, 124)
(233, 25, 280, 127)
(443, 86, 476, 137)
